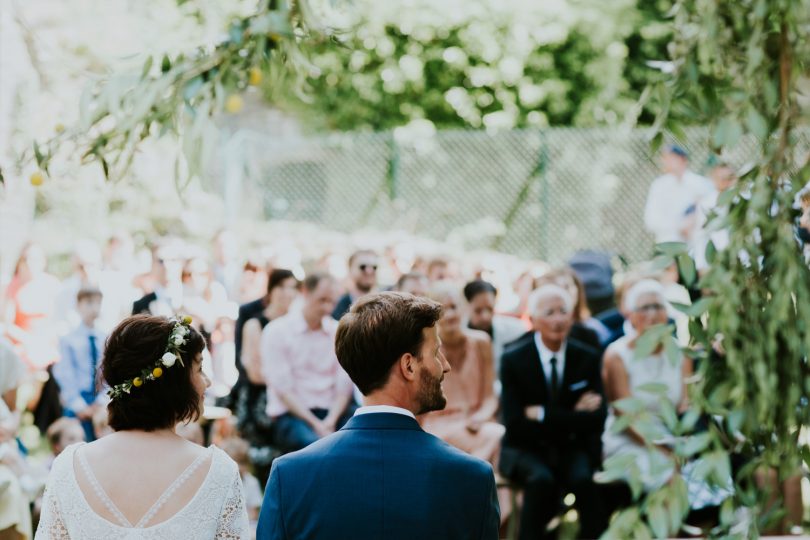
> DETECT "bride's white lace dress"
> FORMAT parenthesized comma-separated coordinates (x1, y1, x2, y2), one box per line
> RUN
(35, 443, 250, 539)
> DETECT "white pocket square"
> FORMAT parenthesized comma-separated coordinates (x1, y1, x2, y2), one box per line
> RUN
(569, 380, 588, 391)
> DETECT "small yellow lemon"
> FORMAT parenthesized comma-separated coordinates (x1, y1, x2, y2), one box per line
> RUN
(30, 172, 44, 186)
(133, 377, 143, 387)
(152, 367, 163, 378)
(225, 94, 244, 114)
(182, 315, 193, 325)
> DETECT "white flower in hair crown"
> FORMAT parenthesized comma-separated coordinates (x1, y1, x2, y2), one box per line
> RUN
(108, 315, 193, 400)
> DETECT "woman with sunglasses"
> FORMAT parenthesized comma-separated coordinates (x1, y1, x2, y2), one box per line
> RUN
(601, 279, 691, 490)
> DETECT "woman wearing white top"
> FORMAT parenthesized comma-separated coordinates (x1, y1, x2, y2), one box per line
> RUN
(601, 280, 691, 489)
(36, 315, 249, 539)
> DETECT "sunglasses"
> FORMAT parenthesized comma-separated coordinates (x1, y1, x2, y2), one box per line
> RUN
(635, 303, 666, 314)
(359, 264, 378, 272)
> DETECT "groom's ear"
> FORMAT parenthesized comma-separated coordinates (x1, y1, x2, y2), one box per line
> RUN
(399, 352, 419, 382)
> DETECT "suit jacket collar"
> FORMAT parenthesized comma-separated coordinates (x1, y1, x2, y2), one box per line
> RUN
(341, 412, 423, 431)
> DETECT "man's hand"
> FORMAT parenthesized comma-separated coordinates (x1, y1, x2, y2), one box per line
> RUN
(524, 405, 543, 420)
(313, 419, 336, 438)
(574, 391, 602, 412)
(76, 405, 96, 421)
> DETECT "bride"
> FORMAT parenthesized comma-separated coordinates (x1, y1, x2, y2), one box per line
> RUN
(36, 315, 249, 539)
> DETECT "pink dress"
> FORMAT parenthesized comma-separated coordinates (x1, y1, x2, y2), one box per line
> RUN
(420, 329, 504, 465)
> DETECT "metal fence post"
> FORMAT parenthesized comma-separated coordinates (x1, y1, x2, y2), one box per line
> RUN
(386, 133, 400, 200)
(539, 129, 549, 261)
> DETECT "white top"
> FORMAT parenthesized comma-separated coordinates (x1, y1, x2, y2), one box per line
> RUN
(354, 405, 415, 419)
(643, 170, 713, 243)
(602, 335, 683, 458)
(35, 443, 250, 539)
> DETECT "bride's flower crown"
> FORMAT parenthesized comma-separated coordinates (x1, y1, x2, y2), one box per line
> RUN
(107, 315, 194, 401)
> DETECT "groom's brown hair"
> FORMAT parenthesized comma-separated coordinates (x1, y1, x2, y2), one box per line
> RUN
(335, 292, 442, 395)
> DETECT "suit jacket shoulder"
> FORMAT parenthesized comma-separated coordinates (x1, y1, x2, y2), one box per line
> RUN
(132, 292, 157, 315)
(566, 337, 601, 362)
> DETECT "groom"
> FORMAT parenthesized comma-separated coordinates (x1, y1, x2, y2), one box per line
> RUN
(257, 292, 500, 539)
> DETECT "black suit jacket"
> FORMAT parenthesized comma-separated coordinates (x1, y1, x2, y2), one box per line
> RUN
(131, 292, 157, 315)
(500, 336, 606, 475)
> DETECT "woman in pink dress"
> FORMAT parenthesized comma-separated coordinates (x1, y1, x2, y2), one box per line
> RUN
(420, 282, 503, 465)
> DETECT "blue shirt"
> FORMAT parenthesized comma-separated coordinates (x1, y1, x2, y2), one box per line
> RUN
(53, 324, 106, 413)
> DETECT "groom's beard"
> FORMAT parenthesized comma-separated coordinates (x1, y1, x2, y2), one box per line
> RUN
(416, 368, 446, 415)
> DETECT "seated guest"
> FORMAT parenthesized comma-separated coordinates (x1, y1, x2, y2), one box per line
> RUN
(0, 338, 32, 540)
(500, 284, 607, 540)
(258, 291, 499, 539)
(46, 418, 86, 459)
(463, 279, 527, 374)
(261, 273, 355, 453)
(53, 287, 106, 441)
(395, 271, 429, 297)
(535, 268, 608, 349)
(602, 280, 691, 491)
(236, 269, 298, 481)
(332, 249, 378, 319)
(421, 282, 503, 465)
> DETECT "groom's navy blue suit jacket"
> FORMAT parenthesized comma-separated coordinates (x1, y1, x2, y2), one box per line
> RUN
(256, 412, 500, 540)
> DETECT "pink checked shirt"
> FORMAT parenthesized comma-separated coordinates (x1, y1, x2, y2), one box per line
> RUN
(260, 310, 353, 418)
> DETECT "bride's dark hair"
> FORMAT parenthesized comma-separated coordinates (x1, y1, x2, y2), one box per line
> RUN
(102, 315, 206, 431)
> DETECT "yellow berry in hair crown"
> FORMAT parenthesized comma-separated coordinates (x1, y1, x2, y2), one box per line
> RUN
(152, 367, 163, 378)
(133, 377, 143, 387)
(182, 315, 193, 325)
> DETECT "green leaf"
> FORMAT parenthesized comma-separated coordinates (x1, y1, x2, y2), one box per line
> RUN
(615, 397, 646, 415)
(655, 242, 688, 257)
(229, 23, 244, 45)
(183, 77, 205, 102)
(801, 445, 810, 470)
(704, 240, 717, 265)
(677, 432, 712, 457)
(636, 382, 670, 396)
(670, 298, 711, 317)
(141, 55, 153, 79)
(716, 186, 738, 207)
(660, 399, 679, 432)
(676, 253, 696, 287)
(664, 336, 682, 366)
(161, 54, 171, 73)
(634, 324, 672, 359)
(647, 500, 669, 539)
(712, 117, 743, 148)
(745, 108, 769, 141)
(679, 408, 701, 433)
(33, 141, 44, 166)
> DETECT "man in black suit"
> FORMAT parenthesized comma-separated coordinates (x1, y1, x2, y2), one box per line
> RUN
(131, 245, 184, 316)
(500, 284, 607, 539)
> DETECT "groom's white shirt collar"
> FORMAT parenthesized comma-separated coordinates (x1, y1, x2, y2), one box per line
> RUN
(354, 405, 415, 419)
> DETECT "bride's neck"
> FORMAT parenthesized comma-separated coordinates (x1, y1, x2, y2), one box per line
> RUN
(114, 428, 181, 440)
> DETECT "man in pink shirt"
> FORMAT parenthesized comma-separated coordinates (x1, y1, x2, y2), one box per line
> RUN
(261, 272, 355, 452)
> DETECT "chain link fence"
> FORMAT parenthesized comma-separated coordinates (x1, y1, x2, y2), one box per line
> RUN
(222, 127, 795, 264)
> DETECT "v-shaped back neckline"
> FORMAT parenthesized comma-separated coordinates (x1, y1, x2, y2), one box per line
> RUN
(74, 443, 214, 529)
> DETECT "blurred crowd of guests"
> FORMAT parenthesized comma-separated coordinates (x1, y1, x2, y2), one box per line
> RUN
(1, 144, 808, 539)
